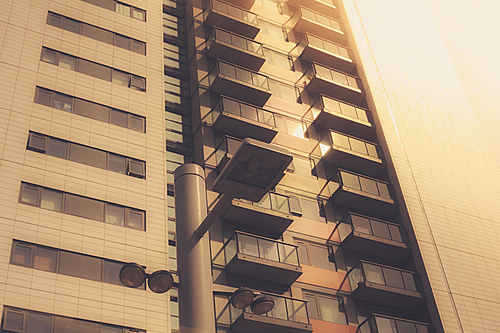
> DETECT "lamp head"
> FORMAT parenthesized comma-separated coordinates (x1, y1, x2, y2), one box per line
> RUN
(119, 263, 146, 288)
(230, 287, 255, 309)
(148, 270, 174, 293)
(251, 296, 275, 315)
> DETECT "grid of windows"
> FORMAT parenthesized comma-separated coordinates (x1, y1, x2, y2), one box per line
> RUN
(27, 132, 146, 178)
(41, 48, 146, 91)
(82, 0, 145, 21)
(34, 87, 145, 132)
(19, 183, 145, 230)
(47, 12, 145, 54)
(2, 307, 146, 333)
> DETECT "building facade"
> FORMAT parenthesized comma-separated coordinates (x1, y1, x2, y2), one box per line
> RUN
(1, 0, 500, 333)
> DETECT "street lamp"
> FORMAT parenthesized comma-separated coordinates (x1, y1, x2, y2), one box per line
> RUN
(119, 262, 174, 293)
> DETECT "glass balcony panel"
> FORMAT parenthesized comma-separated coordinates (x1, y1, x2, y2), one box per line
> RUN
(316, 14, 331, 28)
(259, 239, 279, 261)
(375, 317, 397, 333)
(323, 97, 341, 112)
(359, 177, 378, 196)
(332, 71, 348, 85)
(341, 172, 361, 190)
(213, 0, 227, 12)
(220, 62, 236, 77)
(315, 64, 332, 78)
(356, 108, 369, 122)
(331, 132, 350, 150)
(338, 47, 350, 59)
(240, 103, 258, 121)
(280, 85, 296, 101)
(396, 320, 418, 333)
(340, 102, 357, 118)
(218, 29, 232, 43)
(348, 266, 363, 289)
(350, 138, 368, 155)
(236, 67, 252, 83)
(388, 225, 403, 242)
(366, 144, 378, 157)
(377, 183, 391, 199)
(258, 109, 275, 126)
(280, 243, 299, 265)
(402, 272, 417, 292)
(274, 193, 290, 214)
(382, 267, 405, 289)
(347, 76, 359, 88)
(302, 8, 316, 21)
(308, 34, 323, 48)
(371, 220, 391, 239)
(225, 236, 237, 263)
(330, 20, 341, 31)
(351, 215, 372, 234)
(363, 263, 384, 284)
(270, 296, 288, 320)
(238, 233, 259, 257)
(223, 97, 241, 115)
(255, 192, 272, 210)
(338, 221, 353, 241)
(417, 324, 430, 333)
(227, 4, 242, 19)
(232, 34, 247, 49)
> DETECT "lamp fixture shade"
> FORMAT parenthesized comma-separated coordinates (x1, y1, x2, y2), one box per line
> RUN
(230, 287, 255, 309)
(148, 270, 174, 293)
(119, 263, 146, 288)
(251, 296, 275, 315)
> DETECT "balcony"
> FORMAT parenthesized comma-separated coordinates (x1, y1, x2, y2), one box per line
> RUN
(347, 261, 424, 308)
(226, 0, 255, 10)
(220, 192, 294, 236)
(224, 293, 312, 333)
(331, 213, 409, 261)
(213, 231, 302, 285)
(209, 60, 272, 106)
(288, 0, 337, 18)
(301, 63, 363, 103)
(213, 136, 243, 171)
(315, 130, 383, 175)
(204, 0, 260, 38)
(207, 27, 266, 71)
(291, 6, 345, 43)
(207, 96, 278, 143)
(321, 170, 395, 216)
(305, 95, 372, 138)
(295, 33, 354, 72)
(358, 315, 431, 333)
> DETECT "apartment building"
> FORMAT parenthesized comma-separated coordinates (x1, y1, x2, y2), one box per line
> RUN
(1, 0, 500, 332)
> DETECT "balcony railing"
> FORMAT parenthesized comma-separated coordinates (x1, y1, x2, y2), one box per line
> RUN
(292, 6, 341, 32)
(337, 213, 403, 244)
(332, 170, 391, 199)
(295, 33, 353, 71)
(213, 135, 243, 169)
(311, 95, 368, 123)
(214, 231, 300, 267)
(327, 130, 378, 158)
(238, 191, 292, 215)
(291, 6, 344, 43)
(306, 62, 359, 90)
(204, 0, 259, 38)
(210, 60, 270, 89)
(209, 96, 276, 127)
(208, 27, 263, 56)
(205, 0, 258, 24)
(348, 261, 418, 294)
(357, 315, 431, 333)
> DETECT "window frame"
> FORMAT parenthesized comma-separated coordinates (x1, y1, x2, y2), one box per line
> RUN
(303, 291, 347, 324)
(296, 240, 336, 271)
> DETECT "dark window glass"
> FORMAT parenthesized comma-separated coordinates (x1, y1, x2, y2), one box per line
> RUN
(26, 312, 52, 333)
(58, 251, 102, 281)
(35, 88, 52, 106)
(28, 133, 47, 153)
(110, 109, 128, 127)
(47, 137, 68, 159)
(371, 220, 391, 239)
(63, 17, 81, 33)
(105, 204, 125, 226)
(309, 244, 336, 271)
(81, 23, 113, 44)
(108, 154, 127, 174)
(42, 49, 57, 64)
(40, 188, 63, 212)
(85, 0, 115, 10)
(34, 247, 58, 272)
(58, 54, 77, 70)
(128, 160, 145, 178)
(383, 267, 404, 289)
(12, 243, 32, 266)
(64, 193, 105, 221)
(304, 295, 319, 318)
(74, 98, 109, 122)
(112, 70, 129, 86)
(130, 76, 145, 91)
(3, 310, 25, 332)
(102, 325, 123, 333)
(130, 115, 145, 132)
(127, 210, 143, 229)
(47, 13, 63, 28)
(103, 260, 124, 285)
(132, 40, 145, 54)
(78, 59, 112, 81)
(69, 143, 107, 169)
(114, 34, 130, 49)
(20, 184, 40, 205)
(53, 93, 73, 112)
(54, 317, 99, 333)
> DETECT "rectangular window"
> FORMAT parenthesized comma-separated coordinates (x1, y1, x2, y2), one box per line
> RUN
(35, 87, 145, 132)
(59, 251, 102, 281)
(19, 183, 145, 229)
(304, 292, 347, 325)
(69, 143, 107, 169)
(296, 240, 336, 271)
(78, 59, 112, 81)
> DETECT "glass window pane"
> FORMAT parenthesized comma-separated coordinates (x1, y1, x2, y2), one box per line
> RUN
(130, 115, 145, 132)
(310, 244, 336, 270)
(114, 34, 130, 49)
(132, 8, 145, 21)
(304, 295, 319, 318)
(74, 99, 109, 122)
(128, 160, 145, 177)
(297, 243, 309, 265)
(21, 185, 39, 205)
(69, 143, 107, 169)
(82, 24, 114, 44)
(58, 251, 102, 281)
(41, 189, 63, 212)
(388, 225, 403, 242)
(36, 88, 52, 106)
(131, 76, 145, 91)
(319, 297, 346, 324)
(34, 246, 58, 272)
(53, 93, 73, 112)
(102, 260, 124, 285)
(340, 172, 360, 190)
(12, 243, 32, 265)
(402, 272, 417, 291)
(127, 210, 143, 229)
(47, 138, 68, 159)
(359, 177, 378, 195)
(382, 267, 404, 288)
(371, 220, 391, 239)
(363, 263, 384, 284)
(110, 109, 128, 127)
(58, 54, 77, 71)
(116, 3, 130, 16)
(339, 102, 357, 118)
(26, 312, 52, 333)
(63, 17, 81, 33)
(351, 215, 371, 234)
(350, 138, 367, 155)
(3, 311, 25, 332)
(377, 182, 391, 199)
(238, 234, 259, 257)
(132, 40, 145, 54)
(64, 193, 105, 221)
(78, 59, 111, 81)
(47, 13, 63, 28)
(332, 132, 350, 150)
(106, 203, 125, 226)
(112, 70, 129, 86)
(108, 154, 126, 174)
(42, 49, 57, 64)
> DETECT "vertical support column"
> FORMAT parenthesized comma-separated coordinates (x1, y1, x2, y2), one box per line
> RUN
(174, 164, 216, 333)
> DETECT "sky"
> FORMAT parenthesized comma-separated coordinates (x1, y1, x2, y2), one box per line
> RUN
(425, 0, 500, 167)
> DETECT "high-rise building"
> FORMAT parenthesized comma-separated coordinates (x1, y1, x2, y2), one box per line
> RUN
(1, 0, 499, 333)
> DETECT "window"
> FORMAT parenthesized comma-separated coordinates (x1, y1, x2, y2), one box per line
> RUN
(19, 183, 145, 230)
(83, 0, 145, 21)
(296, 240, 336, 271)
(303, 292, 347, 325)
(269, 80, 299, 102)
(258, 19, 287, 41)
(263, 48, 293, 70)
(27, 131, 146, 177)
(40, 48, 146, 90)
(2, 307, 146, 333)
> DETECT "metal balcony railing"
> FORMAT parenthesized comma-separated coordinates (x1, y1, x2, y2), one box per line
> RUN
(209, 60, 270, 90)
(207, 27, 264, 56)
(204, 0, 258, 25)
(297, 33, 351, 61)
(325, 170, 391, 200)
(207, 96, 276, 127)
(357, 314, 430, 333)
(292, 6, 342, 32)
(213, 136, 243, 167)
(335, 213, 404, 244)
(305, 63, 359, 90)
(321, 130, 378, 159)
(310, 95, 369, 123)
